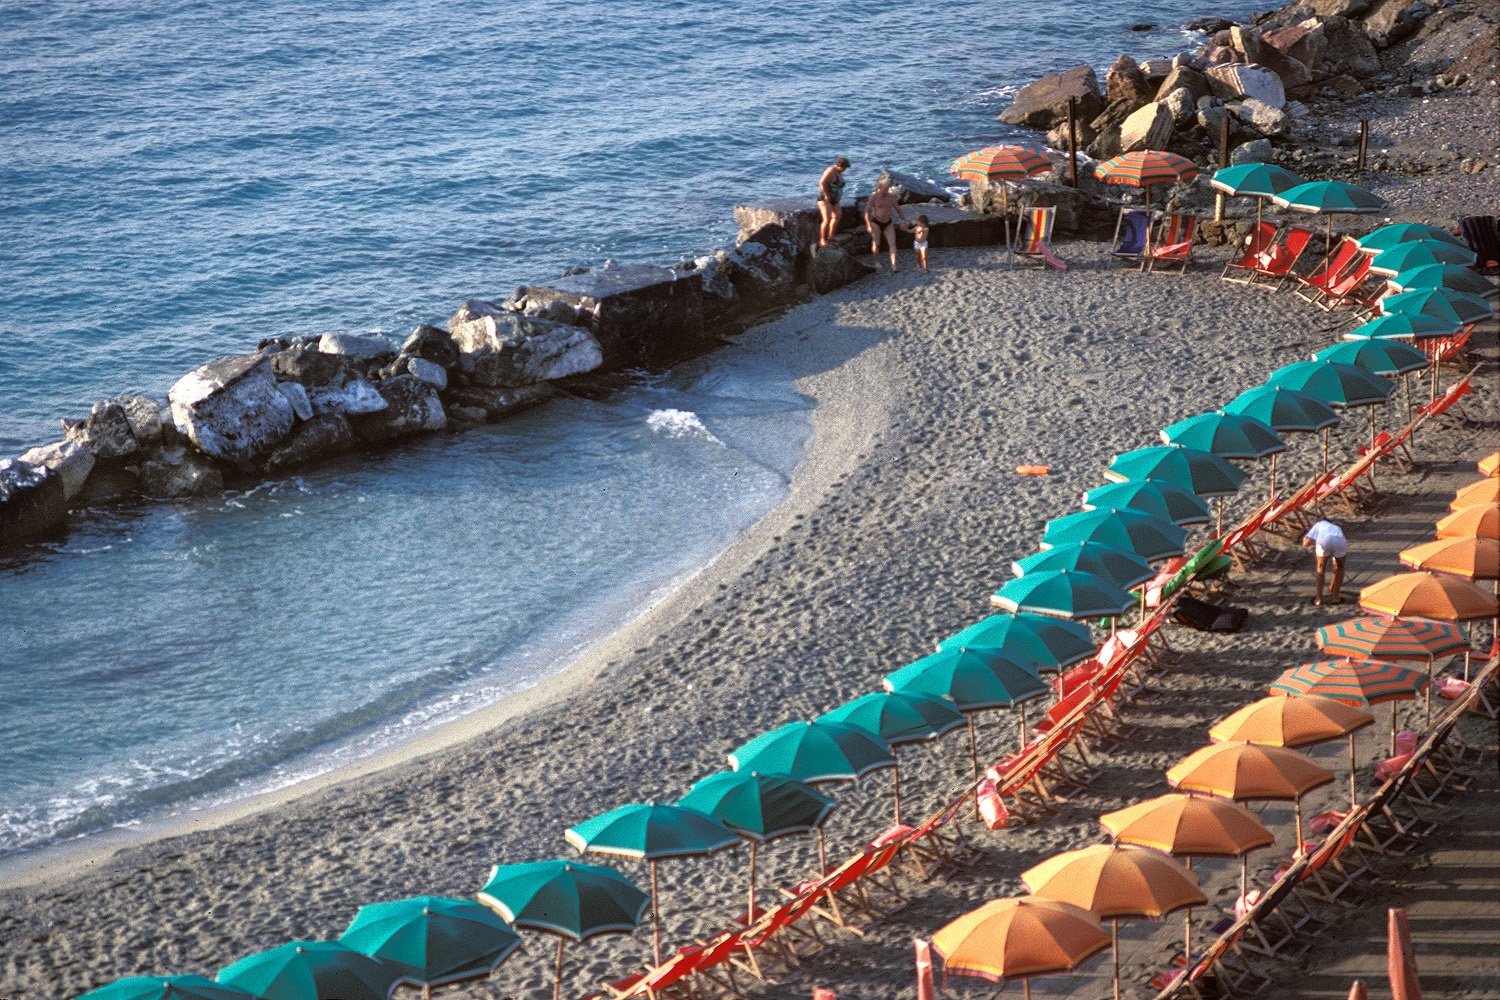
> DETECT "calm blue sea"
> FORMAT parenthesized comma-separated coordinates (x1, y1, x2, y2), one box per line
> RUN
(0, 0, 1238, 856)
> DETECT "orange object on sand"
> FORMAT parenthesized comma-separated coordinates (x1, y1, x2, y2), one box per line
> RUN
(1480, 450, 1499, 477)
(1451, 477, 1499, 510)
(1016, 465, 1051, 476)
(1359, 571, 1499, 621)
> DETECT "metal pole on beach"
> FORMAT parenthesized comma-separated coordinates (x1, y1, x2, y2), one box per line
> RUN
(1067, 98, 1079, 189)
(1357, 120, 1369, 175)
(1215, 115, 1230, 223)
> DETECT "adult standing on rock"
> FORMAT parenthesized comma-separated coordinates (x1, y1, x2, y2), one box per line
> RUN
(818, 157, 850, 247)
(864, 175, 910, 271)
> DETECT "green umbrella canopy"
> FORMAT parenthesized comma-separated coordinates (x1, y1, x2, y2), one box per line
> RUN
(728, 721, 896, 783)
(1388, 263, 1496, 298)
(217, 942, 399, 1000)
(1313, 339, 1428, 376)
(937, 613, 1096, 671)
(1378, 287, 1494, 325)
(1224, 384, 1341, 434)
(1264, 360, 1393, 408)
(1012, 541, 1155, 590)
(1082, 478, 1213, 526)
(676, 771, 835, 840)
(1160, 411, 1286, 459)
(477, 860, 649, 941)
(1271, 181, 1385, 214)
(1342, 314, 1460, 342)
(991, 569, 1137, 620)
(884, 646, 1048, 711)
(76, 977, 257, 1000)
(1357, 223, 1467, 253)
(1103, 446, 1246, 499)
(565, 802, 739, 861)
(339, 897, 521, 989)
(817, 690, 966, 745)
(1368, 239, 1476, 276)
(1042, 506, 1190, 560)
(1208, 163, 1305, 197)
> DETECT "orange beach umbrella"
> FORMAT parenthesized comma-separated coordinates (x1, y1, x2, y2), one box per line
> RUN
(1480, 451, 1499, 477)
(1212, 695, 1373, 808)
(1451, 478, 1499, 510)
(1399, 536, 1499, 581)
(930, 896, 1110, 1000)
(1167, 742, 1333, 848)
(1359, 571, 1499, 622)
(1436, 503, 1498, 540)
(1100, 793, 1273, 899)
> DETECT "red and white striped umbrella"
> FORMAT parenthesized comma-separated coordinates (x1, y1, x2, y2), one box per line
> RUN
(950, 145, 1052, 183)
(1093, 150, 1200, 189)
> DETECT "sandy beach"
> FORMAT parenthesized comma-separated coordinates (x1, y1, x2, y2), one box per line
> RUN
(5, 80, 1499, 1000)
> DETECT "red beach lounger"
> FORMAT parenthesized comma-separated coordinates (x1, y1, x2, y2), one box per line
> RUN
(1293, 236, 1361, 303)
(1146, 213, 1197, 272)
(1222, 221, 1278, 282)
(1251, 226, 1313, 288)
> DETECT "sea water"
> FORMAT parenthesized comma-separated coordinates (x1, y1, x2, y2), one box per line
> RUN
(0, 0, 1242, 856)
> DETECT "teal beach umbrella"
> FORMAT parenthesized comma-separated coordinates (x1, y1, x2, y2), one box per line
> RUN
(76, 978, 257, 1000)
(1104, 446, 1246, 499)
(1041, 506, 1189, 560)
(1265, 361, 1393, 408)
(818, 691, 966, 744)
(937, 613, 1096, 671)
(729, 721, 895, 784)
(1208, 163, 1304, 229)
(1314, 339, 1428, 376)
(1272, 181, 1385, 214)
(1378, 287, 1494, 325)
(1342, 314, 1459, 342)
(677, 770, 834, 915)
(1388, 263, 1496, 298)
(1224, 385, 1340, 433)
(1012, 541, 1155, 590)
(477, 860, 648, 1000)
(217, 942, 399, 1000)
(991, 569, 1137, 620)
(339, 897, 521, 997)
(1357, 223, 1466, 253)
(1160, 411, 1285, 459)
(1368, 240, 1476, 276)
(1082, 479, 1212, 527)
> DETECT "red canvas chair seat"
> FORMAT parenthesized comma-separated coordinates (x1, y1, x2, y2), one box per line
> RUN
(866, 823, 915, 849)
(1251, 226, 1313, 287)
(1223, 220, 1279, 282)
(1147, 213, 1197, 272)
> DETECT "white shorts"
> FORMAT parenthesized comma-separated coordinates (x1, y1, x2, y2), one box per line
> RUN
(914, 241, 929, 251)
(1315, 543, 1347, 559)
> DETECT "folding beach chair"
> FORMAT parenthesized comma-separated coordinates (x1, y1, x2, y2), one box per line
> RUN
(1250, 226, 1313, 288)
(1221, 221, 1278, 283)
(692, 928, 751, 1000)
(1292, 237, 1361, 303)
(1459, 215, 1499, 274)
(606, 944, 707, 1000)
(1146, 213, 1197, 272)
(900, 798, 980, 880)
(1013, 206, 1064, 269)
(1316, 255, 1374, 311)
(1111, 208, 1152, 263)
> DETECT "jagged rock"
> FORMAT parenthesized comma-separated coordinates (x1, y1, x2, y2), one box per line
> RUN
(1186, 15, 1237, 32)
(808, 246, 877, 294)
(520, 266, 708, 367)
(1090, 96, 1140, 134)
(1198, 105, 1233, 138)
(352, 375, 445, 445)
(1308, 0, 1369, 14)
(406, 356, 448, 389)
(1162, 87, 1198, 123)
(998, 66, 1104, 129)
(168, 355, 297, 464)
(402, 325, 461, 370)
(1319, 16, 1382, 76)
(1106, 54, 1155, 106)
(1231, 138, 1274, 163)
(1237, 98, 1292, 135)
(318, 332, 396, 362)
(448, 306, 603, 388)
(1230, 26, 1314, 87)
(109, 394, 168, 449)
(1120, 102, 1175, 152)
(696, 254, 738, 306)
(307, 379, 388, 417)
(270, 344, 362, 388)
(1363, 0, 1423, 46)
(1206, 63, 1288, 107)
(1156, 65, 1211, 102)
(17, 441, 94, 502)
(881, 170, 952, 204)
(140, 450, 224, 498)
(1046, 118, 1098, 151)
(62, 399, 139, 460)
(263, 414, 353, 473)
(1264, 20, 1329, 71)
(441, 383, 557, 422)
(724, 224, 799, 306)
(276, 382, 313, 421)
(732, 197, 860, 258)
(0, 459, 67, 547)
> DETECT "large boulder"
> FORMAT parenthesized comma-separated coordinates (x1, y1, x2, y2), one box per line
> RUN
(1229, 27, 1314, 88)
(318, 332, 396, 362)
(1236, 98, 1292, 135)
(1263, 20, 1329, 72)
(17, 441, 95, 502)
(1156, 65, 1211, 103)
(520, 265, 709, 367)
(405, 356, 448, 390)
(308, 378, 389, 417)
(139, 450, 224, 498)
(169, 355, 297, 464)
(1105, 54, 1154, 106)
(1308, 0, 1370, 14)
(62, 399, 138, 460)
(1231, 138, 1274, 164)
(723, 224, 799, 308)
(1120, 102, 1175, 152)
(270, 344, 363, 388)
(352, 375, 446, 445)
(448, 300, 603, 387)
(1206, 63, 1288, 107)
(808, 245, 877, 294)
(109, 394, 169, 449)
(276, 381, 313, 421)
(0, 459, 67, 547)
(1162, 86, 1198, 124)
(1010, 181, 1115, 239)
(263, 414, 354, 474)
(441, 382, 557, 422)
(1362, 0, 1423, 46)
(732, 197, 860, 259)
(1319, 16, 1382, 75)
(881, 170, 952, 204)
(402, 324, 461, 370)
(999, 66, 1105, 129)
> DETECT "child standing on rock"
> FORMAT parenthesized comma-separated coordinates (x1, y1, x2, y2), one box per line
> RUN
(913, 215, 931, 271)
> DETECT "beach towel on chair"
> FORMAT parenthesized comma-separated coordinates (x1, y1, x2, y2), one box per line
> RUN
(1459, 216, 1499, 275)
(1173, 594, 1248, 633)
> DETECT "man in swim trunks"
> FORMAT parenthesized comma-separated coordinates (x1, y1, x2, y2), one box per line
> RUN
(818, 157, 850, 248)
(1301, 518, 1348, 606)
(864, 176, 909, 271)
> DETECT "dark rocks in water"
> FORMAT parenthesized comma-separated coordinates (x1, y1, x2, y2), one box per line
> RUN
(724, 224, 799, 307)
(522, 264, 709, 368)
(880, 169, 952, 204)
(733, 196, 860, 260)
(1131, 22, 1157, 30)
(276, 381, 314, 421)
(308, 378, 388, 417)
(270, 344, 363, 388)
(441, 382, 557, 422)
(0, 459, 67, 548)
(112, 394, 169, 449)
(168, 354, 298, 464)
(405, 355, 448, 390)
(317, 332, 397, 363)
(402, 324, 460, 370)
(351, 374, 446, 445)
(448, 301, 603, 388)
(809, 245, 877, 294)
(1186, 15, 1236, 32)
(140, 449, 225, 498)
(263, 415, 354, 474)
(62, 399, 139, 460)
(1106, 54, 1156, 107)
(17, 441, 94, 501)
(999, 65, 1105, 129)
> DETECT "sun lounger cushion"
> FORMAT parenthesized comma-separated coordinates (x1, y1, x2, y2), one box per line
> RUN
(976, 777, 1009, 829)
(1437, 676, 1471, 699)
(1173, 594, 1248, 633)
(1375, 753, 1413, 782)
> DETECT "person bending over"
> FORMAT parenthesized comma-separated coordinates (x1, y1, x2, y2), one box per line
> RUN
(818, 157, 850, 248)
(1301, 518, 1347, 606)
(865, 177, 909, 271)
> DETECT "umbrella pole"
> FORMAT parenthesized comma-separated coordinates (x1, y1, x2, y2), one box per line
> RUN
(650, 859, 662, 967)
(968, 714, 981, 818)
(1019, 702, 1027, 750)
(748, 841, 757, 921)
(1295, 800, 1305, 854)
(1425, 656, 1433, 725)
(554, 937, 565, 1000)
(1003, 183, 1013, 268)
(1348, 732, 1358, 808)
(1403, 373, 1415, 448)
(1269, 452, 1278, 504)
(1391, 700, 1397, 756)
(1141, 186, 1154, 271)
(817, 828, 828, 874)
(893, 761, 903, 827)
(1024, 978, 1032, 1000)
(1184, 908, 1193, 964)
(1322, 427, 1329, 478)
(1113, 918, 1122, 1000)
(1241, 855, 1249, 900)
(1216, 498, 1224, 538)
(425, 986, 432, 1000)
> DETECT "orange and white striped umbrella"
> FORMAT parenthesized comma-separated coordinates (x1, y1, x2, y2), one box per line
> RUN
(1093, 150, 1200, 190)
(950, 145, 1052, 183)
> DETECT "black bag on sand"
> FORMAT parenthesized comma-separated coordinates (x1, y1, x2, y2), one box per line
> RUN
(1174, 594, 1249, 633)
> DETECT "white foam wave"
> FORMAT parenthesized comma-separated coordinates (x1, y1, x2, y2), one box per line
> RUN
(646, 409, 722, 444)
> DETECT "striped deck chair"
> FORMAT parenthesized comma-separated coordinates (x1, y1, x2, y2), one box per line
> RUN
(1147, 213, 1197, 272)
(1222, 221, 1278, 282)
(1012, 206, 1063, 269)
(1292, 237, 1361, 303)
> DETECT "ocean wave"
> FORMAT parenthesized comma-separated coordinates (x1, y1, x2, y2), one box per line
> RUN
(646, 408, 723, 445)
